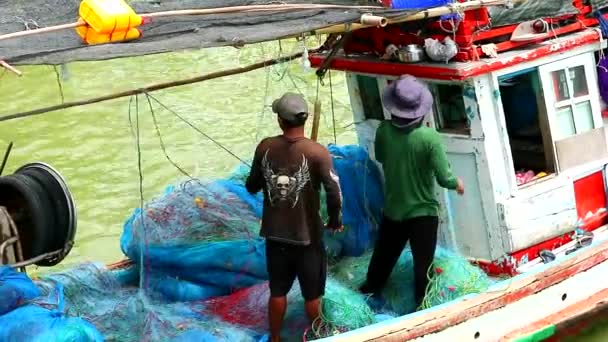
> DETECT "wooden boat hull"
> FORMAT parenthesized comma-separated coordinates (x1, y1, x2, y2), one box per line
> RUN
(504, 288, 608, 341)
(318, 233, 608, 341)
(104, 229, 608, 341)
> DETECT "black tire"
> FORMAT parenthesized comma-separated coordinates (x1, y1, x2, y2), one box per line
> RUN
(0, 174, 54, 261)
(20, 168, 71, 250)
(19, 169, 72, 266)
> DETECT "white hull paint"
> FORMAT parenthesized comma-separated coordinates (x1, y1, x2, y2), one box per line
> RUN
(413, 259, 608, 342)
(320, 230, 608, 342)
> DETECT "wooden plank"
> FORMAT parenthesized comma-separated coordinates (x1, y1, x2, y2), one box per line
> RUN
(326, 238, 608, 342)
(501, 288, 608, 340)
(555, 127, 608, 171)
(501, 182, 578, 252)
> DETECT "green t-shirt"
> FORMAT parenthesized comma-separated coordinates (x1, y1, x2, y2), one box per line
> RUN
(374, 121, 458, 221)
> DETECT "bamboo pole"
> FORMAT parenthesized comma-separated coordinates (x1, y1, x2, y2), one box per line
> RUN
(0, 21, 83, 43)
(0, 4, 384, 43)
(144, 4, 384, 18)
(310, 100, 322, 141)
(0, 60, 22, 76)
(0, 51, 308, 123)
(310, 0, 524, 35)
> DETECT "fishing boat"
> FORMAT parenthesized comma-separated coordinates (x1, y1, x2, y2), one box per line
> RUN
(2, 0, 608, 341)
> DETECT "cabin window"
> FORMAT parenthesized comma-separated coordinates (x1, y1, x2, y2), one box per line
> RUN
(499, 70, 555, 186)
(431, 84, 471, 135)
(547, 66, 595, 140)
(357, 75, 385, 121)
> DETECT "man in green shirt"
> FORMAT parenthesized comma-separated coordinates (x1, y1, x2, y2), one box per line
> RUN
(359, 75, 464, 310)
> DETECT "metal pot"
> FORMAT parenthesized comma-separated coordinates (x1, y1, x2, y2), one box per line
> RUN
(397, 44, 426, 63)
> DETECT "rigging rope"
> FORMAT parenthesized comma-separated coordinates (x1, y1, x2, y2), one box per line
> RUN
(127, 94, 148, 292)
(144, 93, 195, 179)
(329, 70, 337, 145)
(145, 93, 251, 168)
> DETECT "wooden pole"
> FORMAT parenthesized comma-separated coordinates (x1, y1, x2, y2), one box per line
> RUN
(0, 21, 82, 43)
(144, 4, 384, 18)
(0, 51, 308, 123)
(310, 99, 322, 142)
(0, 60, 22, 76)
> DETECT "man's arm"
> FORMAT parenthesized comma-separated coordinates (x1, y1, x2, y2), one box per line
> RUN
(318, 151, 343, 229)
(428, 134, 459, 190)
(374, 123, 386, 165)
(245, 143, 265, 194)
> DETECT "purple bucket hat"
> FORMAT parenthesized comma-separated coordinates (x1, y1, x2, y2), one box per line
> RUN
(382, 75, 433, 127)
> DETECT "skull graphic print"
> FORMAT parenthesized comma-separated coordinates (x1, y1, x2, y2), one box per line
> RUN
(261, 150, 311, 208)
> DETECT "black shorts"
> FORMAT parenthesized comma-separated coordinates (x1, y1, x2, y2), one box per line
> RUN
(265, 239, 327, 301)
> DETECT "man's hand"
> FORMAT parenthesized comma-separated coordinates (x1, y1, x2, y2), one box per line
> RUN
(327, 226, 344, 234)
(456, 178, 465, 195)
(325, 219, 344, 234)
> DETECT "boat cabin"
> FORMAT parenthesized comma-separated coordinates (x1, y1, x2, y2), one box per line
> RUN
(310, 26, 608, 276)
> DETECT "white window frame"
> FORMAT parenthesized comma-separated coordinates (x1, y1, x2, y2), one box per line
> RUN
(538, 54, 603, 151)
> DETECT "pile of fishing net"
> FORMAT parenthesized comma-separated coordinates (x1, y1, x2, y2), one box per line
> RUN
(119, 144, 383, 302)
(331, 247, 496, 315)
(0, 265, 104, 342)
(204, 278, 376, 339)
(0, 144, 497, 341)
(0, 262, 378, 341)
(121, 178, 269, 301)
(0, 264, 264, 342)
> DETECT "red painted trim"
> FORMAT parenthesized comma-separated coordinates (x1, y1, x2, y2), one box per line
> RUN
(574, 171, 608, 231)
(309, 30, 600, 80)
(470, 259, 517, 277)
(472, 211, 608, 278)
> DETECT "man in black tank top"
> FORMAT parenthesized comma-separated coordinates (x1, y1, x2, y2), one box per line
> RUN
(246, 92, 343, 342)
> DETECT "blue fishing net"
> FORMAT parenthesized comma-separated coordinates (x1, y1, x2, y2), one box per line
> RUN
(321, 145, 384, 257)
(35, 263, 263, 342)
(121, 178, 267, 301)
(0, 277, 104, 342)
(0, 266, 40, 315)
(0, 144, 495, 341)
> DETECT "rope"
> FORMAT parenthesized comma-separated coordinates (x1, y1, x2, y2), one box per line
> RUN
(126, 95, 148, 292)
(51, 65, 65, 104)
(328, 70, 337, 145)
(144, 93, 195, 179)
(145, 93, 251, 167)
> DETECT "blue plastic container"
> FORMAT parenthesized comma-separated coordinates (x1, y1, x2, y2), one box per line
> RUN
(391, 0, 451, 9)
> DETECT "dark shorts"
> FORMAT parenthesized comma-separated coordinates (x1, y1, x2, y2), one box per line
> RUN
(265, 239, 327, 301)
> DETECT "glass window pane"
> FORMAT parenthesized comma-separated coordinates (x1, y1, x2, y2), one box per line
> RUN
(433, 84, 470, 135)
(555, 106, 575, 139)
(570, 65, 589, 97)
(550, 70, 570, 101)
(574, 101, 594, 133)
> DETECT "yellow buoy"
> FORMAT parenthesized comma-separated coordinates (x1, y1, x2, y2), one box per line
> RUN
(79, 0, 143, 34)
(75, 25, 141, 45)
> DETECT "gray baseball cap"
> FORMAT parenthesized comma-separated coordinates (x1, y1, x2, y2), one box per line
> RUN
(272, 92, 309, 123)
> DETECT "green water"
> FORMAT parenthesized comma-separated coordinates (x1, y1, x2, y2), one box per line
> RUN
(0, 40, 356, 269)
(0, 40, 605, 341)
